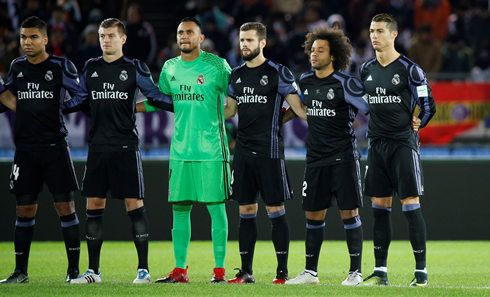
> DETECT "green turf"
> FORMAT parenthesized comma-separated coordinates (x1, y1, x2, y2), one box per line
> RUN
(0, 241, 489, 296)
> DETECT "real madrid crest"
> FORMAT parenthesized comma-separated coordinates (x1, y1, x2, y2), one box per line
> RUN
(392, 74, 400, 85)
(120, 70, 128, 81)
(45, 70, 53, 81)
(197, 74, 204, 85)
(260, 75, 268, 86)
(327, 88, 335, 100)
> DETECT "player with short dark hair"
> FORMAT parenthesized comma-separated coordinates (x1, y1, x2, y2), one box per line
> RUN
(138, 16, 232, 284)
(224, 22, 307, 284)
(64, 17, 172, 284)
(0, 16, 81, 284)
(360, 13, 436, 287)
(285, 25, 369, 285)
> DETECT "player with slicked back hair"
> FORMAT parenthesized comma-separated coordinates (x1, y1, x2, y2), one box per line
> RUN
(360, 13, 436, 287)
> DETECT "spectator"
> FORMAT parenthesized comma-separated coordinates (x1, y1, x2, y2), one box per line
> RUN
(408, 24, 442, 74)
(74, 24, 102, 71)
(440, 34, 473, 76)
(19, 0, 49, 23)
(123, 3, 157, 66)
(201, 13, 231, 57)
(414, 0, 451, 41)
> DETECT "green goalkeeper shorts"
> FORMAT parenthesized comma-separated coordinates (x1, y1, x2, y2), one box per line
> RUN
(168, 160, 231, 203)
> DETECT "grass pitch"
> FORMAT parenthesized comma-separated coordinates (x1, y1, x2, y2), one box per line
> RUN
(0, 241, 489, 296)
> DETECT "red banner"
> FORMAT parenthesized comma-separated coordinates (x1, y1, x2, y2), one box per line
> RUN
(419, 82, 490, 144)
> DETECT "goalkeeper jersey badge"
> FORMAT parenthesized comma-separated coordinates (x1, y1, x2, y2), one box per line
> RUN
(197, 74, 204, 85)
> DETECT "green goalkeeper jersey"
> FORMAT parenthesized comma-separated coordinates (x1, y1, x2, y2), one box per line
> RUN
(159, 50, 231, 161)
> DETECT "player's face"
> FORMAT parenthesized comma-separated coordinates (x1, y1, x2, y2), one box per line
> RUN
(99, 26, 126, 56)
(369, 21, 397, 52)
(239, 30, 264, 61)
(177, 22, 204, 54)
(20, 28, 48, 57)
(310, 39, 334, 71)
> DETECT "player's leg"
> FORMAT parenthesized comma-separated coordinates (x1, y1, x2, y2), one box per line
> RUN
(362, 140, 393, 286)
(206, 202, 228, 283)
(259, 158, 292, 284)
(53, 195, 80, 282)
(396, 145, 427, 286)
(1, 151, 42, 284)
(286, 166, 329, 285)
(44, 145, 81, 282)
(156, 160, 195, 283)
(335, 160, 364, 285)
(124, 198, 150, 283)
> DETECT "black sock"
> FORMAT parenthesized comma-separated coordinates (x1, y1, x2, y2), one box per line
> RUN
(128, 206, 149, 270)
(238, 214, 257, 273)
(269, 210, 289, 273)
(372, 205, 392, 268)
(86, 209, 104, 274)
(60, 213, 80, 274)
(403, 204, 427, 270)
(14, 217, 35, 275)
(305, 219, 324, 273)
(343, 216, 363, 273)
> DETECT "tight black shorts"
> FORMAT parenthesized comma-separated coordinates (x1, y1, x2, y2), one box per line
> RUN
(302, 160, 363, 211)
(364, 137, 424, 198)
(10, 145, 79, 196)
(81, 151, 144, 199)
(230, 153, 293, 206)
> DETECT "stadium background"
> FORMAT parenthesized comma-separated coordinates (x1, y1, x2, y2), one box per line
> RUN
(0, 0, 489, 241)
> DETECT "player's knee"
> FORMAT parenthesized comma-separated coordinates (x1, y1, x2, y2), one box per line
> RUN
(400, 196, 420, 205)
(265, 203, 284, 214)
(125, 198, 144, 212)
(173, 201, 193, 212)
(340, 208, 359, 220)
(239, 203, 258, 214)
(16, 203, 37, 218)
(267, 208, 286, 219)
(54, 201, 76, 216)
(371, 197, 392, 208)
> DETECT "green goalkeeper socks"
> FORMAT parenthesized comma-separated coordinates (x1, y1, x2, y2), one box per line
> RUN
(206, 202, 228, 268)
(172, 203, 192, 269)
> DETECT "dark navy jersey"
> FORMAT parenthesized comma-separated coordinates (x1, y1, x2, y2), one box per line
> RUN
(360, 55, 436, 150)
(63, 56, 172, 152)
(228, 60, 298, 159)
(6, 54, 79, 149)
(299, 70, 369, 167)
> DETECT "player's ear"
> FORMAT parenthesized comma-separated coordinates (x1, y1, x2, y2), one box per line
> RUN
(43, 35, 48, 46)
(260, 38, 266, 49)
(121, 34, 127, 45)
(392, 30, 398, 39)
(199, 33, 205, 44)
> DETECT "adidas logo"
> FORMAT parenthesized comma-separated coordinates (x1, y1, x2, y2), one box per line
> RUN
(236, 77, 241, 84)
(91, 71, 98, 78)
(366, 75, 373, 81)
(171, 76, 176, 81)
(17, 72, 23, 78)
(304, 89, 308, 95)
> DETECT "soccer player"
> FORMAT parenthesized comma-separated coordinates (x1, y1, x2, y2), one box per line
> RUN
(0, 16, 81, 284)
(63, 18, 172, 284)
(223, 22, 306, 284)
(284, 26, 369, 286)
(360, 13, 436, 287)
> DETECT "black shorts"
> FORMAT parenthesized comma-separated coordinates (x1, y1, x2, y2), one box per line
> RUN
(302, 160, 363, 211)
(230, 153, 293, 206)
(10, 146, 79, 196)
(81, 151, 144, 199)
(364, 137, 424, 198)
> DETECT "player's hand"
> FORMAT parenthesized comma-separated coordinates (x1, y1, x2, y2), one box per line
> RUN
(411, 116, 421, 132)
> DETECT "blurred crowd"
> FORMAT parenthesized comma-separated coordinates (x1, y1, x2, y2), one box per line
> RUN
(1, 0, 490, 81)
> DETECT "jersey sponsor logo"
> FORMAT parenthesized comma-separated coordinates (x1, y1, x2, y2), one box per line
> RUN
(91, 82, 129, 100)
(171, 76, 176, 81)
(17, 83, 54, 100)
(392, 73, 400, 85)
(235, 77, 241, 84)
(91, 71, 99, 78)
(197, 74, 204, 85)
(327, 88, 335, 100)
(368, 87, 401, 104)
(304, 89, 308, 95)
(306, 100, 336, 117)
(366, 75, 373, 81)
(259, 75, 268, 86)
(45, 70, 53, 81)
(173, 84, 205, 101)
(235, 86, 267, 104)
(119, 70, 128, 81)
